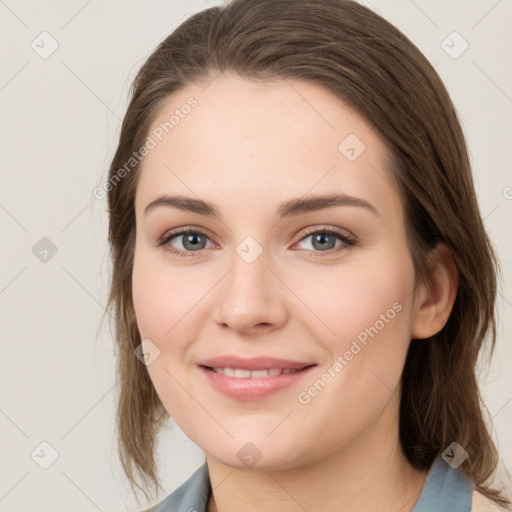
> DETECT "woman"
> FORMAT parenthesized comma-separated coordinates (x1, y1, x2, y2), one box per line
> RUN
(104, 0, 511, 510)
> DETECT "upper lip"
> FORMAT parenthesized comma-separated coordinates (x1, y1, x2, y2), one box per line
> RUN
(198, 355, 316, 371)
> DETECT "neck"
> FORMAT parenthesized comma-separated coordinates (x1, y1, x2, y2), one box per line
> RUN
(206, 397, 428, 512)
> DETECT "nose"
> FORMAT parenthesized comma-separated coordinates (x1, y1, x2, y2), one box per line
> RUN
(212, 243, 288, 336)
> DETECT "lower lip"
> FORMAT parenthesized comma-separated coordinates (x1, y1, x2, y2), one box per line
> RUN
(199, 365, 316, 400)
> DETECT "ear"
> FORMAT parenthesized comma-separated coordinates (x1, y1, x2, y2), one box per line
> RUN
(411, 242, 459, 340)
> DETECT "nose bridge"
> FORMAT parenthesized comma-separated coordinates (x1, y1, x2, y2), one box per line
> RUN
(213, 234, 287, 332)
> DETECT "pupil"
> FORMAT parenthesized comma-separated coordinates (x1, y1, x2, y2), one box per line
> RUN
(314, 233, 333, 250)
(185, 233, 203, 250)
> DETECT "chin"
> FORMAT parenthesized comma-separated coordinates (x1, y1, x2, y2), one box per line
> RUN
(204, 436, 311, 472)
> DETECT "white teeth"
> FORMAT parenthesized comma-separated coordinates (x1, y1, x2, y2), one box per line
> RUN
(212, 367, 299, 378)
(251, 369, 271, 378)
(234, 368, 251, 378)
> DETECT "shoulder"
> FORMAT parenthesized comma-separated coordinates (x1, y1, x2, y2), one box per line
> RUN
(471, 489, 509, 512)
(142, 463, 211, 512)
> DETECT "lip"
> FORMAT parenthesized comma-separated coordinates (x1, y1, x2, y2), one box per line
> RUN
(198, 355, 314, 371)
(197, 356, 317, 400)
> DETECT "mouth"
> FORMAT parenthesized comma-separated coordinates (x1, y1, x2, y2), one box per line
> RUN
(201, 365, 315, 378)
(198, 363, 317, 400)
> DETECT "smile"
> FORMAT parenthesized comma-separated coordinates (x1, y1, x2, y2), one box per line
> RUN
(210, 367, 299, 377)
(199, 364, 316, 400)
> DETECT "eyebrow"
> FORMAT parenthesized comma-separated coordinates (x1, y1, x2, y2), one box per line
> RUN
(143, 193, 379, 220)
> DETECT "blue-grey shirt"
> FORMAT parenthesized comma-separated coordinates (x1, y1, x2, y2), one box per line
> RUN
(145, 456, 473, 511)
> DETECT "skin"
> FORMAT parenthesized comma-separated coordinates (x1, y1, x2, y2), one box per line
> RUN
(132, 73, 459, 512)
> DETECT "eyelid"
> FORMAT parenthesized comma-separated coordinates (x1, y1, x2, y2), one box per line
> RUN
(157, 225, 217, 245)
(294, 224, 355, 242)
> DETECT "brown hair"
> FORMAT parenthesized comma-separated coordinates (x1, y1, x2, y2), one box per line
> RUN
(103, 0, 510, 507)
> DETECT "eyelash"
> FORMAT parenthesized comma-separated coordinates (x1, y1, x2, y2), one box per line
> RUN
(157, 225, 357, 258)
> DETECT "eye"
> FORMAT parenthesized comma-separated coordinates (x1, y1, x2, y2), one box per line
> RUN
(157, 225, 357, 258)
(158, 227, 215, 257)
(292, 226, 356, 257)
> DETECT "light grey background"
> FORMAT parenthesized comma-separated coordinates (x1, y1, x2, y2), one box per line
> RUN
(1, 0, 511, 510)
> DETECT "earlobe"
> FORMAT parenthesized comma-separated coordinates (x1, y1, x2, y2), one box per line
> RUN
(411, 243, 459, 340)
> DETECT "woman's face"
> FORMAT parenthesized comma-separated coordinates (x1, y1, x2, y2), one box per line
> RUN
(132, 74, 420, 470)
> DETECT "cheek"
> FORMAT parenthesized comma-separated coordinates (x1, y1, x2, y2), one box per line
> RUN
(292, 247, 416, 420)
(132, 259, 168, 341)
(132, 247, 201, 343)
(292, 255, 415, 443)
(131, 249, 200, 415)
(292, 251, 415, 353)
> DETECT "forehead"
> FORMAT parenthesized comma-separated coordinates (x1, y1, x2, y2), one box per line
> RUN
(135, 73, 400, 221)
